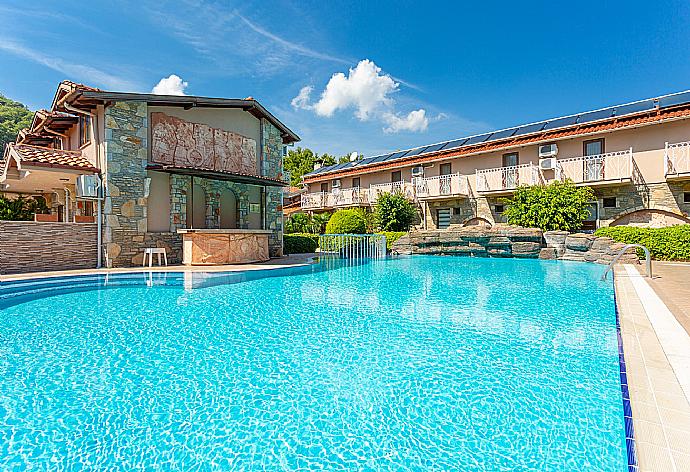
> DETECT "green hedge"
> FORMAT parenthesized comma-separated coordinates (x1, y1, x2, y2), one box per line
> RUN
(283, 233, 319, 254)
(594, 225, 690, 261)
(376, 231, 406, 251)
(325, 209, 367, 234)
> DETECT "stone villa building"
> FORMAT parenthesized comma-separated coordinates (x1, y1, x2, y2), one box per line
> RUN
(301, 91, 690, 230)
(1, 81, 299, 269)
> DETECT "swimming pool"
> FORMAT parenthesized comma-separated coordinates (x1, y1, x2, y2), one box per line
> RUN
(0, 256, 629, 470)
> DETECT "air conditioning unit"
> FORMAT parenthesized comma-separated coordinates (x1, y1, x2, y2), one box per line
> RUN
(539, 143, 558, 158)
(332, 179, 341, 188)
(76, 174, 100, 198)
(411, 166, 425, 178)
(539, 157, 558, 170)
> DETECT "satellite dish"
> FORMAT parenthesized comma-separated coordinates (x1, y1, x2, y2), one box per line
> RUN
(349, 152, 358, 162)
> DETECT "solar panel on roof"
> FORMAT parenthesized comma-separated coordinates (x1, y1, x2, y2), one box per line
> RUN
(659, 91, 690, 109)
(355, 157, 377, 166)
(577, 108, 615, 124)
(403, 146, 430, 158)
(370, 153, 393, 163)
(487, 128, 518, 141)
(543, 115, 578, 130)
(613, 99, 655, 117)
(440, 138, 469, 150)
(422, 143, 447, 153)
(463, 133, 491, 146)
(387, 150, 410, 160)
(513, 122, 546, 137)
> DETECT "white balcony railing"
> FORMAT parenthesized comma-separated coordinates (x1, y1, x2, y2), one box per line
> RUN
(556, 148, 633, 184)
(414, 173, 469, 199)
(475, 163, 543, 193)
(369, 181, 415, 203)
(332, 187, 370, 206)
(301, 191, 329, 210)
(665, 141, 690, 176)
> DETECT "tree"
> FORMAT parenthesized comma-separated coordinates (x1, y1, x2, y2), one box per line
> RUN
(0, 93, 33, 152)
(283, 148, 342, 186)
(374, 192, 417, 231)
(0, 195, 49, 221)
(501, 180, 594, 231)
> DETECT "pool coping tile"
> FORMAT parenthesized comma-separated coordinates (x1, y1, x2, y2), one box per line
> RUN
(614, 265, 690, 472)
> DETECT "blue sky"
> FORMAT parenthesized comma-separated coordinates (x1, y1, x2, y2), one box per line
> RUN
(2, 0, 690, 157)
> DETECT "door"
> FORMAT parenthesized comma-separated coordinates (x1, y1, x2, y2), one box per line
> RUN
(581, 202, 598, 232)
(437, 208, 451, 229)
(502, 152, 519, 189)
(439, 163, 452, 194)
(583, 139, 605, 181)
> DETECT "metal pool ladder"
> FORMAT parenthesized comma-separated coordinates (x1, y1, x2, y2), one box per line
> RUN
(601, 244, 652, 281)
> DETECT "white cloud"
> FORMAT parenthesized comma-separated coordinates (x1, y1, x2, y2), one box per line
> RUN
(312, 59, 397, 119)
(293, 59, 433, 133)
(291, 85, 313, 109)
(382, 109, 429, 133)
(0, 38, 137, 91)
(152, 74, 188, 95)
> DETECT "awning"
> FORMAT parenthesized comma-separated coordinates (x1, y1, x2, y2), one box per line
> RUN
(146, 164, 289, 187)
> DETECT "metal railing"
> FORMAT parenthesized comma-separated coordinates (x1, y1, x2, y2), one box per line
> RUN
(301, 191, 329, 210)
(318, 234, 387, 259)
(369, 181, 415, 203)
(601, 244, 652, 281)
(475, 163, 543, 192)
(413, 173, 469, 198)
(665, 140, 690, 176)
(556, 148, 633, 184)
(332, 187, 371, 206)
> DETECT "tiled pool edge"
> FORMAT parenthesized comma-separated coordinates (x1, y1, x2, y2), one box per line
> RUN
(614, 277, 640, 471)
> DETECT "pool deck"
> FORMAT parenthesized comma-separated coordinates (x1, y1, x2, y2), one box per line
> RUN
(0, 253, 318, 282)
(615, 262, 690, 471)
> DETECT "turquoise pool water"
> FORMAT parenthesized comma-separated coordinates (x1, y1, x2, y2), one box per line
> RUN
(0, 257, 628, 470)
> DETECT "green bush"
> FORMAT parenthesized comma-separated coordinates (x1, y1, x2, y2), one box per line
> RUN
(0, 195, 49, 221)
(283, 233, 319, 254)
(594, 225, 690, 261)
(325, 209, 366, 234)
(502, 180, 594, 231)
(376, 231, 406, 251)
(285, 212, 331, 234)
(374, 192, 417, 231)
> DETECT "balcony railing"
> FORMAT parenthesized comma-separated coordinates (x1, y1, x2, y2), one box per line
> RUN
(475, 163, 543, 193)
(301, 191, 329, 210)
(332, 187, 370, 206)
(414, 173, 469, 199)
(556, 148, 633, 184)
(369, 181, 415, 203)
(665, 140, 690, 176)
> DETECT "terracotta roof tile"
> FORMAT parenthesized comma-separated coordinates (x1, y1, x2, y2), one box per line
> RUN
(11, 144, 99, 172)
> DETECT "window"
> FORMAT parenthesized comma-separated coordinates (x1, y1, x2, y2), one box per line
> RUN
(79, 115, 91, 147)
(602, 197, 617, 208)
(440, 163, 452, 175)
(320, 182, 328, 193)
(502, 152, 519, 167)
(684, 192, 690, 203)
(391, 171, 402, 182)
(352, 177, 361, 188)
(453, 207, 461, 215)
(584, 138, 604, 156)
(494, 204, 505, 214)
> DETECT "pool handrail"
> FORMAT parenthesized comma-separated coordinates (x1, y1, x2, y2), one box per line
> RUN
(601, 244, 652, 280)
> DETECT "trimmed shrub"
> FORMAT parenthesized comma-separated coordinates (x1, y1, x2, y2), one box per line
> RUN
(325, 209, 366, 234)
(374, 192, 417, 231)
(594, 224, 690, 261)
(376, 231, 406, 251)
(502, 180, 594, 231)
(283, 233, 319, 254)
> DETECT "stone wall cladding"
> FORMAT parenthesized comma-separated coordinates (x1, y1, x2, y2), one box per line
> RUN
(261, 119, 284, 257)
(391, 226, 639, 265)
(0, 222, 97, 274)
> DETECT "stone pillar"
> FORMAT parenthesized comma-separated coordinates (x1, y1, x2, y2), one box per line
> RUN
(260, 119, 285, 257)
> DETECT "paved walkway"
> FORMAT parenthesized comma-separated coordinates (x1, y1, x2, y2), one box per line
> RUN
(643, 262, 690, 337)
(0, 253, 318, 282)
(616, 263, 690, 471)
